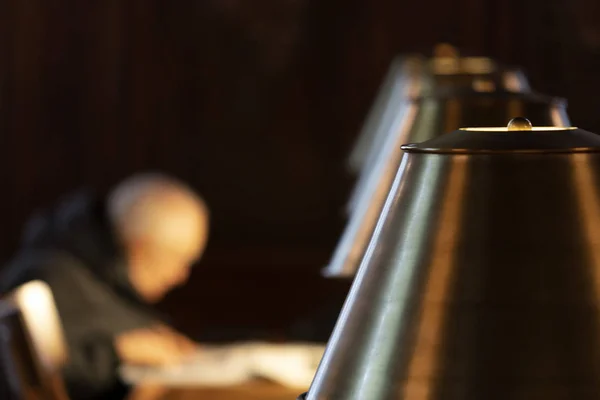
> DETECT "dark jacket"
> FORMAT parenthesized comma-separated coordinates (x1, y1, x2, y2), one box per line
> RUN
(0, 191, 160, 400)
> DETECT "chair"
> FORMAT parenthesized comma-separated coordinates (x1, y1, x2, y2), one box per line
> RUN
(4, 280, 70, 400)
(0, 301, 24, 399)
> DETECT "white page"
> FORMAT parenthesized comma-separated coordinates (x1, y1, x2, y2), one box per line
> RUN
(248, 343, 325, 388)
(120, 343, 256, 386)
(119, 342, 325, 388)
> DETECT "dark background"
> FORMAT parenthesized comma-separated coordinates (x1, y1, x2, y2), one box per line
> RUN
(1, 0, 599, 339)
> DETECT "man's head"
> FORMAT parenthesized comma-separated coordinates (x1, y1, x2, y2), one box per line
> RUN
(107, 173, 209, 303)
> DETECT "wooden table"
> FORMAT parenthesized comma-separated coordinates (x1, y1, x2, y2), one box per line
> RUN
(128, 381, 301, 400)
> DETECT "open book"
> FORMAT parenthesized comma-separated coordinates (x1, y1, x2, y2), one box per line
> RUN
(119, 342, 325, 388)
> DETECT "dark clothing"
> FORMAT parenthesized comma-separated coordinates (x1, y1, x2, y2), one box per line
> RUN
(0, 191, 160, 400)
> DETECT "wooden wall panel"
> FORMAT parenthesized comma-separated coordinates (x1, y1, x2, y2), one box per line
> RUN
(1, 0, 599, 335)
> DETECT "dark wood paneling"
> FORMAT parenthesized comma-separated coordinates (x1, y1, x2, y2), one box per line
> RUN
(1, 0, 600, 335)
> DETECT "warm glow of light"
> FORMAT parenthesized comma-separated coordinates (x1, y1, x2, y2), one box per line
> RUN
(13, 281, 68, 372)
(472, 78, 496, 93)
(460, 127, 577, 132)
(551, 107, 570, 127)
(461, 57, 495, 74)
(503, 70, 531, 92)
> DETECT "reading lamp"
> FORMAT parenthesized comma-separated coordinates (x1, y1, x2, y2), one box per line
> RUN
(348, 44, 536, 177)
(325, 46, 571, 278)
(300, 118, 600, 399)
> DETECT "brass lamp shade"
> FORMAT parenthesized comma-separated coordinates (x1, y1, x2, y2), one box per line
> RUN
(346, 53, 538, 209)
(327, 45, 571, 278)
(348, 45, 535, 176)
(325, 90, 570, 278)
(303, 120, 600, 399)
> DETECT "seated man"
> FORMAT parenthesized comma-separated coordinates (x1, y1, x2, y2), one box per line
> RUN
(0, 173, 209, 400)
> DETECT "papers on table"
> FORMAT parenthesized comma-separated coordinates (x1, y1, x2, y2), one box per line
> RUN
(119, 342, 325, 388)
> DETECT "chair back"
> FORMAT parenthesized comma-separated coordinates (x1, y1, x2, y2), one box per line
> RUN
(5, 281, 69, 400)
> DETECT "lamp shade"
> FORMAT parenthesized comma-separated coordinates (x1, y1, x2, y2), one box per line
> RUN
(325, 90, 571, 278)
(346, 52, 539, 210)
(348, 44, 534, 176)
(328, 45, 571, 278)
(304, 119, 600, 399)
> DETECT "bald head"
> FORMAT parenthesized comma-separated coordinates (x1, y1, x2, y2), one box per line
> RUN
(107, 173, 209, 302)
